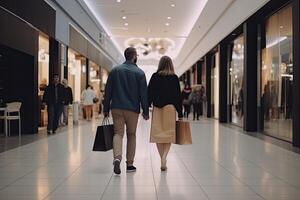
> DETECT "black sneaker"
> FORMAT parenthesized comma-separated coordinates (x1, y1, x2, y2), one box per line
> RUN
(126, 165, 136, 173)
(113, 159, 121, 175)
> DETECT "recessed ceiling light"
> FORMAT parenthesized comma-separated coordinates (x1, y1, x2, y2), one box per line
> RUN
(171, 4, 175, 7)
(167, 17, 172, 20)
(124, 23, 129, 26)
(165, 23, 170, 26)
(116, 0, 121, 2)
(122, 16, 127, 19)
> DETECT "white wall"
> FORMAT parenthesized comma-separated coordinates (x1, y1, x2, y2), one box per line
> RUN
(176, 0, 270, 76)
(45, 0, 124, 69)
(55, 7, 70, 46)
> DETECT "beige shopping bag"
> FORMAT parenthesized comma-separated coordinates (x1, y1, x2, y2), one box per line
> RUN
(150, 105, 176, 143)
(176, 120, 192, 145)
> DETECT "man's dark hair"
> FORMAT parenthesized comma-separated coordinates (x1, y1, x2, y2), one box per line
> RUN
(124, 47, 137, 61)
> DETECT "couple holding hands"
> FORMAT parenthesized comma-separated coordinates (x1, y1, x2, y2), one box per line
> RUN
(103, 47, 188, 175)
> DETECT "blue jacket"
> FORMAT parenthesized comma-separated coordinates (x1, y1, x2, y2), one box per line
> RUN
(103, 61, 149, 116)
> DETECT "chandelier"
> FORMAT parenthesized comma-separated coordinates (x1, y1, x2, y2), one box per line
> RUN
(125, 38, 175, 58)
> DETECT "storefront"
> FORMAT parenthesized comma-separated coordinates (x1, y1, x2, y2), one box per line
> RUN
(0, 0, 56, 134)
(101, 67, 109, 91)
(89, 60, 101, 113)
(89, 61, 101, 95)
(180, 0, 300, 146)
(191, 65, 197, 86)
(229, 35, 244, 126)
(260, 4, 293, 141)
(38, 34, 50, 128)
(68, 48, 87, 102)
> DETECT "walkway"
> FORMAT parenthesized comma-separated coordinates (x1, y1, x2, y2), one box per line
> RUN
(0, 118, 300, 200)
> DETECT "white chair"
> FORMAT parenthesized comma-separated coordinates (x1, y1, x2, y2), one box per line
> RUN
(5, 102, 22, 136)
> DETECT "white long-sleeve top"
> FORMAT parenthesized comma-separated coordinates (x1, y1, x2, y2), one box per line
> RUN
(81, 88, 96, 105)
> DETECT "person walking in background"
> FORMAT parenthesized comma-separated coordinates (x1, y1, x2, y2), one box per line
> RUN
(81, 85, 96, 121)
(189, 86, 204, 120)
(98, 89, 104, 116)
(199, 85, 206, 116)
(42, 74, 65, 134)
(148, 56, 183, 171)
(61, 79, 73, 125)
(181, 84, 192, 119)
(103, 47, 149, 175)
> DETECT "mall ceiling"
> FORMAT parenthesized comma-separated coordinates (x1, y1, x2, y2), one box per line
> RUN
(80, 0, 270, 77)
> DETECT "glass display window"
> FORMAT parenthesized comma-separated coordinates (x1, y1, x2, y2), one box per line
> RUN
(38, 34, 49, 95)
(38, 34, 49, 128)
(68, 49, 87, 102)
(101, 68, 109, 91)
(89, 61, 101, 97)
(229, 35, 244, 126)
(261, 4, 293, 141)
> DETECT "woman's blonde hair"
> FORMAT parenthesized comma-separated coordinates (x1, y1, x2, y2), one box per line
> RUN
(157, 56, 175, 75)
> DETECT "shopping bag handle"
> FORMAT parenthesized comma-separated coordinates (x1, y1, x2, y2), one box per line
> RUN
(102, 117, 110, 125)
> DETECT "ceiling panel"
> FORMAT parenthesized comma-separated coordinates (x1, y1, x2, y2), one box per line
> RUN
(81, 0, 270, 77)
(83, 0, 208, 64)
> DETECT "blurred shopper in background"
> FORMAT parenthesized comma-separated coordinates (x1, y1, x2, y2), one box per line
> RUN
(43, 74, 64, 134)
(181, 84, 192, 119)
(61, 79, 73, 125)
(81, 85, 96, 121)
(189, 85, 204, 120)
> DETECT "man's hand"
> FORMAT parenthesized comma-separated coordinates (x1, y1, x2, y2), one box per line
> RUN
(103, 112, 109, 118)
(142, 113, 149, 120)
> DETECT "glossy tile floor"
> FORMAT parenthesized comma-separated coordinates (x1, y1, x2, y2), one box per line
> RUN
(1, 118, 300, 200)
(264, 119, 293, 142)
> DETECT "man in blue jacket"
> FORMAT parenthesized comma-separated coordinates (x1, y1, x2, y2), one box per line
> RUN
(103, 47, 149, 175)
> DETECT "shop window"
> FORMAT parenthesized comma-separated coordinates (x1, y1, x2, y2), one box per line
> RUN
(38, 34, 49, 128)
(89, 61, 101, 113)
(261, 4, 293, 141)
(101, 68, 109, 90)
(89, 61, 101, 96)
(68, 49, 87, 102)
(229, 35, 244, 126)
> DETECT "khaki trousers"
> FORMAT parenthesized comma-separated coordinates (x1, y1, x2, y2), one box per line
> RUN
(62, 105, 69, 124)
(84, 105, 93, 120)
(112, 109, 139, 166)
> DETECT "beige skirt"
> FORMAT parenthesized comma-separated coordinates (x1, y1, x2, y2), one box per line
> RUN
(150, 105, 176, 143)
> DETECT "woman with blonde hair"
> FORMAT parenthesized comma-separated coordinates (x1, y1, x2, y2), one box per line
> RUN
(148, 56, 183, 171)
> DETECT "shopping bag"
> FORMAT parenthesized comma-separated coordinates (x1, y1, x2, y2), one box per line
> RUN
(175, 120, 192, 145)
(92, 117, 114, 151)
(150, 105, 176, 143)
